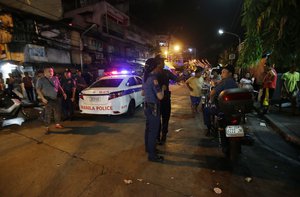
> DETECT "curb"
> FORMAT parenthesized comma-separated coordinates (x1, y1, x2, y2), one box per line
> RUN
(264, 114, 300, 147)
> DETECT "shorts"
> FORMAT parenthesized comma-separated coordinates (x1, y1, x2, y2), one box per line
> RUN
(190, 96, 201, 106)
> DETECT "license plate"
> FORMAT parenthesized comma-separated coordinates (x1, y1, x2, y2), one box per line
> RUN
(89, 97, 100, 102)
(225, 125, 244, 137)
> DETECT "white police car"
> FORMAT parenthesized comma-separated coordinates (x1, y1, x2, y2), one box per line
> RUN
(79, 73, 144, 116)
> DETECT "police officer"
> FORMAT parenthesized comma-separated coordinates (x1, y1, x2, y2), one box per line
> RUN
(142, 58, 166, 162)
(155, 55, 179, 144)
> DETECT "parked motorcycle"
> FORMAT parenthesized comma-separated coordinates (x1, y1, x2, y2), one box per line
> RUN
(215, 88, 253, 162)
(0, 92, 39, 128)
(0, 92, 25, 127)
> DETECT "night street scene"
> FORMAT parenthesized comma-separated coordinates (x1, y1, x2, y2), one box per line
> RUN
(0, 0, 300, 196)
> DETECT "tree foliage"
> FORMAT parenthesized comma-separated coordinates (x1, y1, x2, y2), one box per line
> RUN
(238, 0, 300, 71)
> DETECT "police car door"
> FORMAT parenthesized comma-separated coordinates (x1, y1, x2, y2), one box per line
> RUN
(134, 76, 144, 105)
(126, 77, 139, 106)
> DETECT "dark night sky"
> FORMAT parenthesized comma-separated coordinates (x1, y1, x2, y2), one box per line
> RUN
(129, 0, 243, 63)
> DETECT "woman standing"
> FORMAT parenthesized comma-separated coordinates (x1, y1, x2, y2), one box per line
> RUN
(142, 58, 165, 163)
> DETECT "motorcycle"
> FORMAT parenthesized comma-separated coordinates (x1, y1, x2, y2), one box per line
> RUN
(214, 88, 253, 162)
(0, 92, 25, 127)
(0, 92, 39, 128)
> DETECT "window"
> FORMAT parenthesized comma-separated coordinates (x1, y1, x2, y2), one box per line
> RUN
(91, 79, 122, 88)
(135, 77, 142, 85)
(126, 77, 136, 86)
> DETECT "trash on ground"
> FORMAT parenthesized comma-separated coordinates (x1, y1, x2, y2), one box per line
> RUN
(137, 179, 143, 182)
(124, 179, 133, 184)
(170, 177, 174, 179)
(245, 177, 252, 182)
(175, 128, 183, 132)
(213, 187, 222, 194)
(259, 122, 266, 127)
(146, 182, 150, 185)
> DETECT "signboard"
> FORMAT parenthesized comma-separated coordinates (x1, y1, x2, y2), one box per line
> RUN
(25, 44, 48, 62)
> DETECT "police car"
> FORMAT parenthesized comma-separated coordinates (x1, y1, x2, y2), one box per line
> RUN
(79, 72, 144, 116)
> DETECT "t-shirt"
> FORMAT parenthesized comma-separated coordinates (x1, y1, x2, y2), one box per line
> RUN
(157, 69, 178, 91)
(36, 76, 61, 100)
(281, 71, 300, 92)
(61, 78, 76, 97)
(23, 76, 33, 88)
(186, 76, 204, 97)
(214, 77, 238, 100)
(263, 68, 277, 89)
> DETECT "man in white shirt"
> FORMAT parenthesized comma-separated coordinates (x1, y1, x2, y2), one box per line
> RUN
(186, 68, 204, 114)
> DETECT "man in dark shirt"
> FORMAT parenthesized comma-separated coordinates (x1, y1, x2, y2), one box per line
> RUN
(155, 55, 179, 144)
(209, 65, 238, 103)
(23, 72, 34, 102)
(74, 70, 87, 109)
(61, 70, 76, 120)
(203, 64, 238, 135)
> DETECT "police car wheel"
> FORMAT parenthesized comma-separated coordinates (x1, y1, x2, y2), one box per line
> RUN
(126, 100, 136, 116)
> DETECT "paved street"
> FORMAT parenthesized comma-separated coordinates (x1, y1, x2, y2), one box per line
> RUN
(0, 84, 300, 197)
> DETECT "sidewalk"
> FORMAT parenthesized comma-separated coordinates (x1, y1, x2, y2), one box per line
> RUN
(264, 104, 300, 147)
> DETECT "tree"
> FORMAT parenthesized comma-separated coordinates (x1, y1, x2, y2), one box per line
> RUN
(238, 0, 299, 71)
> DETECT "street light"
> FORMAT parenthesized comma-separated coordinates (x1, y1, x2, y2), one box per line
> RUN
(80, 24, 97, 72)
(174, 45, 180, 52)
(218, 28, 241, 47)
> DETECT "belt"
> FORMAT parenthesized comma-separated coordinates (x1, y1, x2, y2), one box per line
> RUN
(144, 102, 157, 108)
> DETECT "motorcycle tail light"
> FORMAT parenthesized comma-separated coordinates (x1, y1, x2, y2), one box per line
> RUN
(230, 117, 239, 124)
(223, 92, 252, 101)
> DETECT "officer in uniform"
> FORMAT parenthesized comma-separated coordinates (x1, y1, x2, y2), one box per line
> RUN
(155, 55, 178, 144)
(142, 58, 166, 162)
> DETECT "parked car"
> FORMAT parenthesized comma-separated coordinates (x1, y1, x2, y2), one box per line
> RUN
(79, 74, 144, 116)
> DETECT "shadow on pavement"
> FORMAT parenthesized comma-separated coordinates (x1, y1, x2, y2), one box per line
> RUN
(47, 125, 120, 135)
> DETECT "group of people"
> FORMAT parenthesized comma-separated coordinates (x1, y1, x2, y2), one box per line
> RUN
(0, 68, 88, 133)
(36, 68, 88, 133)
(185, 60, 300, 117)
(254, 62, 299, 115)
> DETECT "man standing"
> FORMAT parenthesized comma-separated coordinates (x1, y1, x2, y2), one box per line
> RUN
(22, 72, 34, 102)
(61, 70, 76, 120)
(74, 70, 87, 109)
(186, 68, 204, 114)
(36, 67, 67, 133)
(261, 63, 277, 114)
(281, 65, 299, 115)
(142, 58, 165, 162)
(155, 55, 178, 145)
(0, 72, 4, 93)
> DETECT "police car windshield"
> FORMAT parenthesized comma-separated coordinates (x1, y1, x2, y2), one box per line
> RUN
(91, 79, 123, 88)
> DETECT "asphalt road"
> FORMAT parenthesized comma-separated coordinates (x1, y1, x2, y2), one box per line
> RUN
(0, 84, 299, 197)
